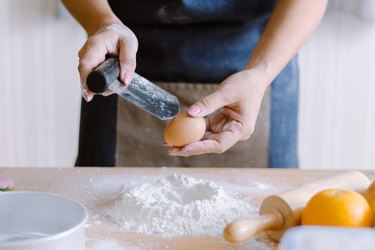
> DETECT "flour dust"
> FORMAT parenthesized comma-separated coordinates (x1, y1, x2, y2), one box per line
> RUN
(105, 174, 256, 237)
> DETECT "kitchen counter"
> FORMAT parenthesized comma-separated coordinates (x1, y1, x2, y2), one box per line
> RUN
(1, 167, 373, 250)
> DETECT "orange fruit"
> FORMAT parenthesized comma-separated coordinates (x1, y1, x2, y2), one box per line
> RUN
(301, 189, 373, 227)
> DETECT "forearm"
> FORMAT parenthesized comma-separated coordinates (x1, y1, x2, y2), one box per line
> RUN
(246, 0, 327, 84)
(61, 0, 122, 35)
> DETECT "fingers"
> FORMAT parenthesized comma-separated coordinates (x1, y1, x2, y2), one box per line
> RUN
(77, 23, 138, 101)
(78, 38, 107, 102)
(168, 70, 266, 157)
(107, 23, 138, 85)
(118, 38, 137, 85)
(168, 134, 235, 156)
(182, 85, 244, 156)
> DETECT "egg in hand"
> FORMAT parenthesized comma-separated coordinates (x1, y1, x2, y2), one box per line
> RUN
(164, 112, 206, 147)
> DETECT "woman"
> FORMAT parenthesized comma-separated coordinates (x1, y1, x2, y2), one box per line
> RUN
(62, 0, 327, 168)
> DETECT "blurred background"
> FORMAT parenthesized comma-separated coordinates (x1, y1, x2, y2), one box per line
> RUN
(0, 0, 374, 169)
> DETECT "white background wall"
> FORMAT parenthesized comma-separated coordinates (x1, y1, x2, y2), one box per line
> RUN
(0, 0, 374, 169)
(0, 0, 84, 167)
(299, 1, 375, 169)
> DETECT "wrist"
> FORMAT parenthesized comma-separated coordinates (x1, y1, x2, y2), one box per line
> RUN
(96, 23, 138, 45)
(242, 62, 273, 88)
(89, 17, 123, 36)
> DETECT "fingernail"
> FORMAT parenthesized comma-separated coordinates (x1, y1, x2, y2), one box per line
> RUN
(168, 148, 179, 155)
(124, 73, 133, 85)
(83, 94, 93, 102)
(82, 89, 91, 102)
(86, 94, 93, 102)
(188, 105, 201, 115)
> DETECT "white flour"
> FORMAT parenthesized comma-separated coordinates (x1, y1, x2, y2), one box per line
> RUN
(106, 174, 255, 237)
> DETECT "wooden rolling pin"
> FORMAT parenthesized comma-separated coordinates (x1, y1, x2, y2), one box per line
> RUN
(224, 171, 371, 243)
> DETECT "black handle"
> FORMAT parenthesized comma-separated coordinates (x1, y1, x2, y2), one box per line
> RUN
(86, 57, 120, 93)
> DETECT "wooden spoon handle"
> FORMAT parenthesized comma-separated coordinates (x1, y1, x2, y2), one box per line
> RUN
(223, 210, 284, 243)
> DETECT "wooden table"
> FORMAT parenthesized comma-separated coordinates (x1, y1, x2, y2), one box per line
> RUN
(1, 167, 374, 250)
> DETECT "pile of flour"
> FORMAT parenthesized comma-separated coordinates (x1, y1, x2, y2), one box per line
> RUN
(105, 174, 255, 237)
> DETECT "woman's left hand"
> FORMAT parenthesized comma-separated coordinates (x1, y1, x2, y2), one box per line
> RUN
(168, 68, 269, 156)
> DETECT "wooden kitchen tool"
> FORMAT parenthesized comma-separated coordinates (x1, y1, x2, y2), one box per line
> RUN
(224, 171, 371, 243)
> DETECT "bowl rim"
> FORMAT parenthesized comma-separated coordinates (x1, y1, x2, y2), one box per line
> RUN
(0, 191, 89, 247)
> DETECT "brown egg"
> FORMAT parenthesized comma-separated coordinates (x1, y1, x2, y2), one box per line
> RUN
(164, 112, 206, 147)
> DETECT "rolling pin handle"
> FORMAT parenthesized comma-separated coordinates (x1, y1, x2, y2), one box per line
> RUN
(223, 209, 284, 243)
(86, 57, 120, 93)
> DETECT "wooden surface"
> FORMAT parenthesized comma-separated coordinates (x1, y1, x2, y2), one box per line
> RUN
(1, 167, 374, 250)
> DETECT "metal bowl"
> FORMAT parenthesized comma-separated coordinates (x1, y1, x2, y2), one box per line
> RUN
(0, 191, 88, 250)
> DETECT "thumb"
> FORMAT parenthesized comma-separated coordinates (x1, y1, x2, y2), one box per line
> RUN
(188, 90, 227, 118)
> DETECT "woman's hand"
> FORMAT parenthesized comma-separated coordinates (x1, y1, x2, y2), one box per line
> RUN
(168, 68, 269, 156)
(78, 23, 138, 102)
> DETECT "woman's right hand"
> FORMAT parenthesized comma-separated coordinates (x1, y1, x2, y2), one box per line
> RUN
(78, 23, 138, 102)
